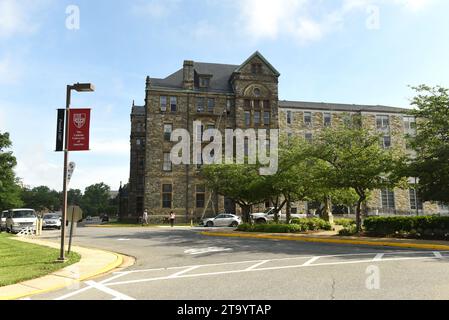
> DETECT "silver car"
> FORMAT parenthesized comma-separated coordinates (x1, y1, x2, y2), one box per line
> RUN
(42, 214, 62, 230)
(0, 210, 7, 231)
(202, 214, 242, 228)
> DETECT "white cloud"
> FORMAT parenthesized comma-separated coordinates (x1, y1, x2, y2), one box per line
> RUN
(392, 0, 435, 11)
(90, 139, 129, 156)
(131, 0, 180, 19)
(0, 0, 42, 38)
(0, 55, 22, 85)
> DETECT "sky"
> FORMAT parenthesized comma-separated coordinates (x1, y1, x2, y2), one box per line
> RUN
(0, 0, 448, 192)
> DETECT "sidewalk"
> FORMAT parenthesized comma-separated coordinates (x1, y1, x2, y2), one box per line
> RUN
(0, 237, 131, 300)
(201, 230, 449, 251)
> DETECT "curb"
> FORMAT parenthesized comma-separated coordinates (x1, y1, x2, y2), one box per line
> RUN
(0, 239, 127, 301)
(201, 232, 449, 251)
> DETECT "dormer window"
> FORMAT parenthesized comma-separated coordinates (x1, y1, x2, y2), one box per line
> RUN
(199, 75, 212, 88)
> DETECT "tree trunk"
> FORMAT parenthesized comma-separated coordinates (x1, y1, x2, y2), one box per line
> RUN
(322, 195, 334, 224)
(286, 197, 291, 224)
(355, 194, 366, 233)
(241, 204, 251, 223)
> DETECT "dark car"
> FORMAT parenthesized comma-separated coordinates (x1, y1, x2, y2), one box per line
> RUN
(101, 215, 110, 223)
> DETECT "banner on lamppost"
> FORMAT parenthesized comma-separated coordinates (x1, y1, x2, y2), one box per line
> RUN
(55, 109, 65, 152)
(68, 109, 91, 151)
(67, 162, 76, 185)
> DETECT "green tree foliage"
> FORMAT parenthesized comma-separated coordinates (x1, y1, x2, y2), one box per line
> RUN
(21, 186, 61, 212)
(81, 183, 112, 217)
(67, 189, 83, 206)
(0, 132, 23, 211)
(312, 119, 406, 232)
(407, 85, 449, 204)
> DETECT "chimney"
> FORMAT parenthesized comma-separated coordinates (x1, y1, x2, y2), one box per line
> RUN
(183, 60, 194, 90)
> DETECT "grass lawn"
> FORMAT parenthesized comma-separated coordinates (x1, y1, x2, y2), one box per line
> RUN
(0, 233, 81, 287)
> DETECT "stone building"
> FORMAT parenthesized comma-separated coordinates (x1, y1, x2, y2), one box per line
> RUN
(125, 52, 444, 222)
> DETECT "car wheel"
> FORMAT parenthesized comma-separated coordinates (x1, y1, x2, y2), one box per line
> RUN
(256, 219, 267, 224)
(230, 221, 238, 228)
(206, 221, 214, 228)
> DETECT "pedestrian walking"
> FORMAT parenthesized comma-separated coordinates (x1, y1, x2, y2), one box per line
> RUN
(169, 211, 176, 228)
(142, 209, 149, 226)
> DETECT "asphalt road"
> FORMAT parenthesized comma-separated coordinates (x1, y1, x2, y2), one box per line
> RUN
(28, 226, 449, 300)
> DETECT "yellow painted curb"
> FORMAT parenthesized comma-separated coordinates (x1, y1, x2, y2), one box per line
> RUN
(201, 232, 449, 251)
(0, 251, 125, 301)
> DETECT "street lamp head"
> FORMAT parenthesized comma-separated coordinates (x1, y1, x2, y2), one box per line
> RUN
(72, 83, 95, 92)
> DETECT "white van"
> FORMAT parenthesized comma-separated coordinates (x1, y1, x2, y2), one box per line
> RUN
(1, 210, 8, 231)
(6, 209, 37, 234)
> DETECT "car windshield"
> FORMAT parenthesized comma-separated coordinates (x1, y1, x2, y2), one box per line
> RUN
(12, 211, 36, 218)
(44, 215, 59, 220)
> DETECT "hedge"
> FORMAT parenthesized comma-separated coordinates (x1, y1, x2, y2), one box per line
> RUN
(237, 218, 332, 234)
(363, 216, 449, 240)
(334, 218, 356, 228)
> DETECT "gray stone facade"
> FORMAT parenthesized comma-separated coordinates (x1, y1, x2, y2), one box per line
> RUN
(126, 52, 441, 222)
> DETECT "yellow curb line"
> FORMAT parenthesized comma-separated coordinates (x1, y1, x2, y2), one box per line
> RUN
(201, 232, 449, 251)
(0, 250, 125, 301)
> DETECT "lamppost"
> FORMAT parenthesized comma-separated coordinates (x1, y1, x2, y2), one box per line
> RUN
(59, 83, 95, 262)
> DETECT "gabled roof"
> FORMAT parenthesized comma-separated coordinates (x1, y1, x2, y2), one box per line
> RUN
(234, 51, 280, 77)
(279, 100, 410, 114)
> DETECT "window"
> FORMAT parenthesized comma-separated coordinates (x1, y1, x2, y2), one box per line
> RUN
(164, 124, 172, 142)
(254, 111, 261, 126)
(196, 185, 206, 208)
(162, 184, 173, 208)
(382, 136, 392, 149)
(245, 112, 251, 127)
(163, 153, 172, 172)
(160, 96, 167, 112)
(404, 116, 417, 135)
(304, 112, 312, 126)
(381, 189, 395, 209)
(226, 100, 233, 115)
(197, 97, 205, 113)
(207, 98, 215, 113)
(305, 133, 313, 143)
(287, 111, 292, 125)
(170, 97, 177, 112)
(264, 112, 270, 126)
(200, 77, 210, 88)
(136, 139, 141, 146)
(244, 138, 249, 157)
(410, 189, 423, 211)
(376, 115, 390, 130)
(254, 100, 260, 109)
(263, 100, 270, 109)
(254, 88, 261, 97)
(244, 99, 251, 109)
(251, 63, 262, 74)
(324, 113, 332, 127)
(291, 208, 298, 214)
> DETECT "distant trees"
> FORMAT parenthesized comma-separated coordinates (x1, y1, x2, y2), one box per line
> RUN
(21, 186, 61, 212)
(80, 183, 116, 217)
(0, 132, 23, 211)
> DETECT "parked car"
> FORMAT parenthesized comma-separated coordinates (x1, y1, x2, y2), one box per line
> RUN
(42, 214, 62, 230)
(251, 207, 307, 224)
(101, 215, 110, 223)
(1, 210, 8, 231)
(6, 209, 37, 234)
(202, 214, 242, 228)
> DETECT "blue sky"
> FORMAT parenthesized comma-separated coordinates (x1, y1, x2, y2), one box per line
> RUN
(1, 0, 448, 192)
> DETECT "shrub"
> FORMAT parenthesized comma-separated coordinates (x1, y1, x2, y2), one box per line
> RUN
(339, 225, 358, 236)
(237, 218, 331, 234)
(363, 216, 449, 240)
(335, 218, 356, 228)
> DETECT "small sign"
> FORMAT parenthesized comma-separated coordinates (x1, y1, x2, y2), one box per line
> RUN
(67, 205, 83, 222)
(68, 109, 91, 151)
(55, 109, 65, 152)
(67, 162, 76, 184)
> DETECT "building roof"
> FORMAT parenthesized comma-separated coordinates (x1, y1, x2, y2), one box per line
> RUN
(279, 100, 410, 114)
(132, 105, 145, 115)
(149, 62, 239, 93)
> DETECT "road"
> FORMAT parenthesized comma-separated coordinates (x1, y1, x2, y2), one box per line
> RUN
(29, 226, 449, 300)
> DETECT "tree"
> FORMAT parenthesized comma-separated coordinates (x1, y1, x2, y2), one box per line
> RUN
(201, 164, 269, 222)
(0, 132, 23, 211)
(407, 85, 449, 204)
(312, 120, 406, 232)
(67, 189, 83, 206)
(81, 183, 111, 217)
(21, 186, 61, 213)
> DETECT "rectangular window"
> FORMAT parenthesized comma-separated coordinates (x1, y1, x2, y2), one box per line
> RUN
(244, 99, 251, 109)
(291, 208, 298, 214)
(305, 133, 313, 143)
(264, 112, 270, 126)
(376, 115, 390, 130)
(244, 138, 249, 157)
(287, 111, 292, 125)
(263, 100, 270, 109)
(207, 98, 215, 113)
(254, 100, 260, 109)
(381, 189, 395, 209)
(162, 184, 173, 208)
(324, 113, 332, 127)
(164, 124, 172, 142)
(197, 97, 205, 113)
(170, 97, 177, 112)
(200, 77, 210, 88)
(304, 112, 312, 125)
(163, 153, 172, 172)
(196, 185, 206, 208)
(410, 189, 423, 211)
(382, 136, 392, 149)
(404, 116, 417, 135)
(245, 112, 251, 127)
(254, 111, 261, 126)
(160, 96, 167, 112)
(226, 100, 233, 114)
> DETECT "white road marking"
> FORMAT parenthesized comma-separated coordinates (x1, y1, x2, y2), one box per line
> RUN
(168, 266, 200, 278)
(54, 286, 94, 300)
(184, 247, 233, 255)
(302, 256, 320, 266)
(373, 253, 384, 261)
(245, 260, 270, 271)
(117, 239, 131, 241)
(106, 254, 448, 287)
(84, 281, 135, 300)
(434, 252, 443, 259)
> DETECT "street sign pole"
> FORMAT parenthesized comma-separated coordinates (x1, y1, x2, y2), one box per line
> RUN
(68, 206, 75, 254)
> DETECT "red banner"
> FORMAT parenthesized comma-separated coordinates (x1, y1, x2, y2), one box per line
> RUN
(68, 109, 91, 151)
